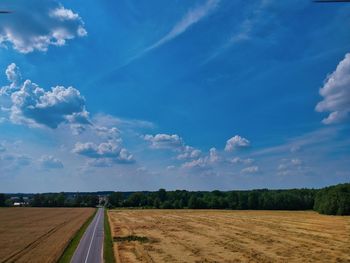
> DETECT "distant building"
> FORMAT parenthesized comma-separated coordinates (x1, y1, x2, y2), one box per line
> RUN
(98, 195, 108, 205)
(13, 202, 27, 207)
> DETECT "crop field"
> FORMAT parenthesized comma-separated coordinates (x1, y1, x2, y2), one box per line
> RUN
(108, 209, 350, 263)
(0, 207, 95, 263)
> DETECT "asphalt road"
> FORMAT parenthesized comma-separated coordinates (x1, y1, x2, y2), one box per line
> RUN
(71, 207, 104, 263)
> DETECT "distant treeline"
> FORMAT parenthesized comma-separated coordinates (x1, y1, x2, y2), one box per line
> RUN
(1, 183, 349, 215)
(108, 183, 350, 215)
(0, 193, 99, 207)
(31, 193, 99, 207)
(314, 184, 350, 215)
(108, 189, 316, 210)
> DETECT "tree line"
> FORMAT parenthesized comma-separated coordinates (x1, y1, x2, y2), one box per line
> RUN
(1, 183, 349, 215)
(0, 193, 99, 207)
(108, 188, 316, 210)
(314, 183, 350, 215)
(107, 183, 350, 215)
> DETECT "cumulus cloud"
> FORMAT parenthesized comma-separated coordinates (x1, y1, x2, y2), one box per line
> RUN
(182, 147, 219, 170)
(1, 64, 90, 129)
(230, 157, 254, 165)
(144, 134, 183, 149)
(182, 157, 209, 170)
(0, 0, 87, 53)
(73, 141, 134, 164)
(10, 81, 89, 128)
(39, 155, 63, 169)
(73, 141, 120, 158)
(316, 53, 350, 124)
(225, 135, 250, 152)
(0, 63, 21, 95)
(94, 126, 120, 140)
(209, 147, 219, 163)
(6, 63, 21, 85)
(144, 133, 203, 162)
(177, 145, 201, 160)
(241, 166, 259, 174)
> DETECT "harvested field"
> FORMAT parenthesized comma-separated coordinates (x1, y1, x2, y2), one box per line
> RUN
(0, 207, 95, 263)
(108, 209, 350, 263)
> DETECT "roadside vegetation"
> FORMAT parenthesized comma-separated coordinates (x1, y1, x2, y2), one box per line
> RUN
(104, 209, 116, 263)
(58, 208, 97, 263)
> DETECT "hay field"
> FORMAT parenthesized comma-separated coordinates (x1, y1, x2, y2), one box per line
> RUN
(0, 207, 95, 263)
(108, 209, 350, 263)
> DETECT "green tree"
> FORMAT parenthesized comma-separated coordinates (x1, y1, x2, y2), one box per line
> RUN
(0, 194, 5, 207)
(109, 192, 123, 207)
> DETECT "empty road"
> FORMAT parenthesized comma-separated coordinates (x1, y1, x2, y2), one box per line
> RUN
(71, 207, 104, 263)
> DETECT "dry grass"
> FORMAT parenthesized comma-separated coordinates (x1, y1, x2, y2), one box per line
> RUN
(0, 207, 95, 263)
(108, 209, 350, 263)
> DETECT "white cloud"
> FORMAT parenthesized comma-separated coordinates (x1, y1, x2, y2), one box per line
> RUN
(1, 64, 90, 129)
(182, 147, 219, 170)
(144, 134, 183, 149)
(230, 157, 254, 165)
(209, 147, 219, 163)
(316, 53, 350, 124)
(145, 0, 219, 52)
(182, 157, 208, 170)
(0, 0, 86, 53)
(10, 81, 89, 128)
(225, 135, 250, 152)
(1, 63, 21, 96)
(5, 63, 21, 85)
(95, 126, 119, 137)
(39, 155, 63, 169)
(241, 166, 259, 174)
(73, 141, 120, 158)
(73, 141, 134, 164)
(177, 145, 201, 160)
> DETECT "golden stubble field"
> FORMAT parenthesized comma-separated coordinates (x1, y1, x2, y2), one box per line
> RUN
(0, 207, 95, 263)
(108, 209, 350, 263)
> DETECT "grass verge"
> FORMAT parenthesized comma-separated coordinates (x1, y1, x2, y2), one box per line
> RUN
(104, 209, 116, 263)
(58, 208, 97, 263)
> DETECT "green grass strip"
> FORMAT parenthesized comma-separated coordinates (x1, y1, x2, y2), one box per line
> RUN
(104, 208, 116, 263)
(58, 208, 97, 263)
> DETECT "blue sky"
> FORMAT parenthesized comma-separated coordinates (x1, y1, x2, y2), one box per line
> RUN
(0, 0, 349, 192)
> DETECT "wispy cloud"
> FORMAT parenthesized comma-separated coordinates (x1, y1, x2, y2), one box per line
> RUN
(91, 0, 220, 85)
(144, 0, 220, 52)
(251, 127, 340, 156)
